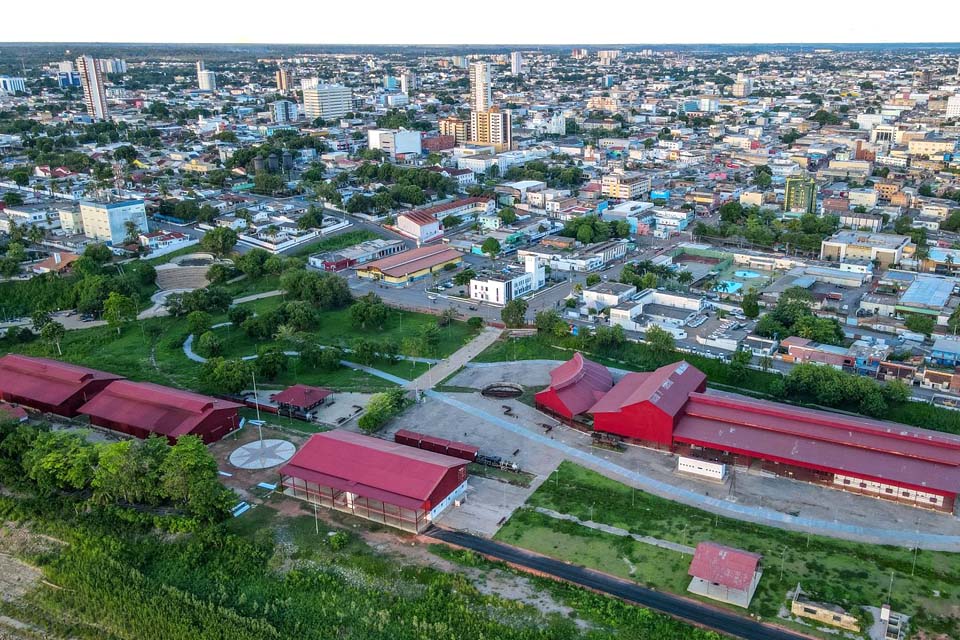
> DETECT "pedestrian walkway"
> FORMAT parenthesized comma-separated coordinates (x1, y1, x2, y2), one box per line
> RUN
(406, 326, 502, 390)
(425, 389, 960, 551)
(532, 507, 695, 555)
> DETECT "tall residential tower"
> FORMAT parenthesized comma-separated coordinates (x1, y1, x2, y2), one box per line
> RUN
(469, 61, 492, 112)
(76, 55, 108, 120)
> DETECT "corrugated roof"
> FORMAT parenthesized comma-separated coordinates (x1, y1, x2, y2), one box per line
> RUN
(270, 384, 332, 408)
(675, 391, 960, 494)
(360, 245, 462, 278)
(590, 361, 705, 417)
(688, 542, 761, 591)
(537, 353, 614, 417)
(77, 380, 242, 438)
(0, 354, 123, 406)
(279, 430, 466, 508)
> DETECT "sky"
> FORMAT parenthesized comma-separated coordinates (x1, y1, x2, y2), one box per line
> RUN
(3, 0, 959, 45)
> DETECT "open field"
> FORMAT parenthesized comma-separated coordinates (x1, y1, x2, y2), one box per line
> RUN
(288, 229, 379, 258)
(495, 462, 960, 636)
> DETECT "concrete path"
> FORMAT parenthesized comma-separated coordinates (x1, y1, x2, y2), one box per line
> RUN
(406, 326, 502, 390)
(533, 507, 696, 555)
(424, 389, 960, 551)
(232, 290, 283, 304)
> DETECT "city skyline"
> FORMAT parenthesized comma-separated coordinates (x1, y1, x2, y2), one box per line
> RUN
(3, 0, 960, 45)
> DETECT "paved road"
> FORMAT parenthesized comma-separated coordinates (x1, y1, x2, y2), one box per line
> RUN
(426, 527, 810, 640)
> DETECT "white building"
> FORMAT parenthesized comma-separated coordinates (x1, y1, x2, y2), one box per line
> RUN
(947, 94, 960, 119)
(583, 282, 637, 311)
(610, 288, 703, 334)
(76, 55, 108, 120)
(400, 71, 418, 95)
(0, 77, 27, 94)
(396, 210, 443, 244)
(272, 100, 299, 123)
(470, 255, 545, 306)
(196, 61, 216, 91)
(511, 52, 523, 75)
(469, 62, 492, 112)
(367, 128, 422, 160)
(79, 200, 149, 245)
(302, 82, 353, 121)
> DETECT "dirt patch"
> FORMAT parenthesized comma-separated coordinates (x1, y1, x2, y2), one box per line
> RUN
(0, 521, 62, 606)
(209, 426, 308, 499)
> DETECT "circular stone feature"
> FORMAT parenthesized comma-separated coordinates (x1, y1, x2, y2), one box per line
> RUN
(229, 439, 296, 470)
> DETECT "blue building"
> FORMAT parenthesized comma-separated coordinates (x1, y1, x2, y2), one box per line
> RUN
(931, 337, 960, 368)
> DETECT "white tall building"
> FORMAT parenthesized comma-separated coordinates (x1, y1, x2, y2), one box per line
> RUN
(0, 77, 27, 94)
(57, 60, 75, 73)
(76, 55, 108, 120)
(302, 82, 352, 121)
(947, 94, 960, 119)
(400, 71, 417, 95)
(469, 61, 492, 112)
(469, 255, 545, 306)
(79, 200, 148, 245)
(272, 99, 299, 123)
(511, 51, 523, 75)
(196, 61, 217, 91)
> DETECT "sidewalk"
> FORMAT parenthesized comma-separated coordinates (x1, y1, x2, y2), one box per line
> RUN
(406, 326, 502, 390)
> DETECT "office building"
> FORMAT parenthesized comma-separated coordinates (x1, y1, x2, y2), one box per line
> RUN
(470, 255, 546, 306)
(732, 72, 754, 98)
(400, 71, 417, 95)
(439, 116, 469, 146)
(511, 51, 523, 75)
(0, 77, 26, 94)
(57, 72, 81, 88)
(784, 176, 817, 214)
(275, 68, 291, 92)
(947, 94, 960, 119)
(196, 61, 216, 91)
(79, 199, 148, 245)
(302, 82, 353, 121)
(601, 171, 652, 200)
(469, 61, 492, 112)
(470, 107, 512, 150)
(76, 55, 108, 120)
(367, 128, 422, 160)
(272, 99, 299, 123)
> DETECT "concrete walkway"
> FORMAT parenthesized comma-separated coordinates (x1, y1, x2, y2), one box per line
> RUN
(424, 389, 960, 551)
(406, 327, 503, 390)
(232, 290, 284, 304)
(533, 507, 695, 555)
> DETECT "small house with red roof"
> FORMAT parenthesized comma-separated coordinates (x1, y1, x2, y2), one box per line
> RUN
(279, 430, 469, 533)
(270, 384, 332, 417)
(687, 541, 762, 608)
(77, 380, 242, 444)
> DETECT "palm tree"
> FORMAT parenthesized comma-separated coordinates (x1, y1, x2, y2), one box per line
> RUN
(759, 355, 772, 372)
(714, 280, 731, 300)
(677, 270, 694, 287)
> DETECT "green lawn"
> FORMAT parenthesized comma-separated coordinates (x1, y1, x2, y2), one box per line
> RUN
(495, 462, 960, 635)
(236, 407, 330, 433)
(219, 274, 282, 299)
(288, 229, 379, 258)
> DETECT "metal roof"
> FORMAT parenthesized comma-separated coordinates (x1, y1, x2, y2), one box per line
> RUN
(279, 431, 467, 509)
(270, 384, 332, 409)
(535, 353, 614, 418)
(0, 354, 123, 407)
(78, 380, 242, 438)
(590, 361, 706, 417)
(675, 391, 960, 495)
(688, 542, 761, 591)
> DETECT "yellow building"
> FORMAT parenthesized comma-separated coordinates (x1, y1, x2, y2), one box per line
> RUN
(439, 116, 469, 146)
(469, 107, 512, 152)
(357, 245, 463, 286)
(601, 171, 651, 200)
(790, 585, 860, 632)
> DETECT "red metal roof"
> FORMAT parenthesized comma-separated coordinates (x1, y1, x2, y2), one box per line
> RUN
(0, 354, 123, 407)
(77, 380, 242, 439)
(536, 353, 614, 417)
(688, 542, 761, 591)
(675, 391, 960, 495)
(279, 430, 467, 509)
(590, 361, 705, 417)
(0, 402, 28, 422)
(399, 210, 440, 227)
(270, 384, 332, 409)
(360, 245, 462, 278)
(412, 197, 490, 218)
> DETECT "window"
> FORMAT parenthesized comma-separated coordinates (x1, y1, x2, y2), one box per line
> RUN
(930, 497, 938, 504)
(885, 488, 894, 494)
(803, 607, 817, 615)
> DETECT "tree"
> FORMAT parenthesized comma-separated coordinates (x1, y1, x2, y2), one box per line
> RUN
(102, 292, 136, 335)
(904, 314, 934, 337)
(498, 207, 517, 224)
(481, 237, 501, 261)
(84, 242, 113, 265)
(453, 269, 476, 286)
(349, 293, 389, 330)
(740, 290, 760, 319)
(437, 307, 458, 328)
(160, 435, 232, 521)
(585, 274, 601, 286)
(195, 331, 223, 357)
(200, 227, 238, 258)
(501, 299, 528, 328)
(31, 309, 53, 332)
(22, 430, 98, 494)
(92, 436, 169, 506)
(2, 191, 24, 206)
(676, 270, 694, 287)
(187, 310, 213, 337)
(40, 320, 65, 355)
(256, 346, 288, 380)
(206, 263, 232, 284)
(645, 325, 675, 355)
(199, 357, 251, 394)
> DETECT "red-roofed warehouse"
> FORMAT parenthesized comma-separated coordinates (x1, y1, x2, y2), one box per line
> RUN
(0, 354, 124, 416)
(279, 430, 469, 532)
(537, 354, 960, 513)
(78, 380, 243, 444)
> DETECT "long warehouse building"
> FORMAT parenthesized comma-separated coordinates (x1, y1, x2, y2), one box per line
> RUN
(537, 355, 960, 513)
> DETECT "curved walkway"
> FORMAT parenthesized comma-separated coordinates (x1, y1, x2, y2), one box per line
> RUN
(426, 389, 960, 551)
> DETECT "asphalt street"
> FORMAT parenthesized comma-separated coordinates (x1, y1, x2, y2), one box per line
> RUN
(427, 527, 811, 640)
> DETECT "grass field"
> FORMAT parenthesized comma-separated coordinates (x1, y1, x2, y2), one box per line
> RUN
(494, 462, 960, 636)
(288, 229, 379, 258)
